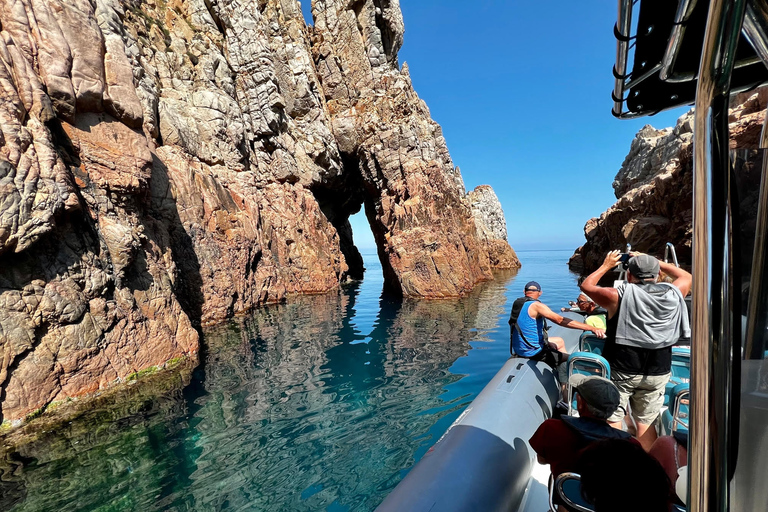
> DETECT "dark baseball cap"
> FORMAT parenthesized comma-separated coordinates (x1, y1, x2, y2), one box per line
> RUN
(524, 281, 541, 292)
(569, 374, 620, 420)
(628, 254, 660, 279)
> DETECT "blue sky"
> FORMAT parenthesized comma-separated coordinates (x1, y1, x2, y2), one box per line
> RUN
(302, 1, 688, 251)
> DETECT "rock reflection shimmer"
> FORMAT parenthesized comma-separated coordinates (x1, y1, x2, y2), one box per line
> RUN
(1, 267, 518, 512)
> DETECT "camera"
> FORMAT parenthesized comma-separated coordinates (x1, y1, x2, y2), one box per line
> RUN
(618, 252, 631, 269)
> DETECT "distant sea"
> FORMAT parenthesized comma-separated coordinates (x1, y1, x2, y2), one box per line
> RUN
(1, 249, 582, 512)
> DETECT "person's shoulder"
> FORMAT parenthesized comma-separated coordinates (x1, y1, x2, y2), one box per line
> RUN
(533, 418, 563, 434)
(586, 315, 607, 329)
(541, 418, 570, 434)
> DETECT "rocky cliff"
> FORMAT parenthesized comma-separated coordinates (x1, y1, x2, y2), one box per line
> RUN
(0, 0, 517, 423)
(570, 88, 767, 276)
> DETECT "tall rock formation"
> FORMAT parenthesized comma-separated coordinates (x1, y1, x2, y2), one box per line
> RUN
(0, 0, 517, 423)
(467, 185, 520, 269)
(570, 88, 768, 276)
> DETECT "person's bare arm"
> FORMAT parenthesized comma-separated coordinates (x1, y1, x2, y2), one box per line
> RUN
(531, 303, 606, 338)
(658, 259, 692, 297)
(580, 250, 621, 318)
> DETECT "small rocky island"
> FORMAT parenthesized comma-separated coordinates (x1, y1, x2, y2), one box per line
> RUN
(0, 0, 519, 425)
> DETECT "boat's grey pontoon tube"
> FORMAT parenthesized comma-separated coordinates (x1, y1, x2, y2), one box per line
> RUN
(376, 315, 584, 512)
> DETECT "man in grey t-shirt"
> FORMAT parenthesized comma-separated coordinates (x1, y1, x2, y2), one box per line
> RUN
(580, 251, 691, 451)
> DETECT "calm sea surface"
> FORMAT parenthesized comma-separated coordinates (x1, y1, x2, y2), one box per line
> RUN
(2, 250, 581, 512)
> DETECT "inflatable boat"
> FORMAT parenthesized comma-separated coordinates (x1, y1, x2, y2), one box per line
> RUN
(376, 314, 585, 512)
(379, 0, 768, 508)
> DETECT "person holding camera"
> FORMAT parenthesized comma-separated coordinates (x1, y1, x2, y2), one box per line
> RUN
(580, 251, 691, 451)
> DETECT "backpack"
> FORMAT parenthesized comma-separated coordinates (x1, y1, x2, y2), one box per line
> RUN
(508, 297, 549, 356)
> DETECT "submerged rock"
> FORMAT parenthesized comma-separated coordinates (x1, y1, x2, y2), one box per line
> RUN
(0, 0, 516, 423)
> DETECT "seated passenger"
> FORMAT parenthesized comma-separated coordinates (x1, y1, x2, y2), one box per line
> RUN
(575, 438, 673, 512)
(649, 433, 688, 505)
(561, 294, 606, 330)
(529, 374, 636, 478)
(510, 282, 605, 369)
(579, 294, 607, 330)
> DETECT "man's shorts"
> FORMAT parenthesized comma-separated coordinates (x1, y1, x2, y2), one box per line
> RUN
(530, 342, 567, 369)
(608, 370, 672, 424)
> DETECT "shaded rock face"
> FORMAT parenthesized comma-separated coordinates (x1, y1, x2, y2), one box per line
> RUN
(570, 89, 768, 277)
(0, 0, 515, 421)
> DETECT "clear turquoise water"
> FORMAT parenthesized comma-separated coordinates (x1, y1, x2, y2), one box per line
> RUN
(1, 250, 581, 512)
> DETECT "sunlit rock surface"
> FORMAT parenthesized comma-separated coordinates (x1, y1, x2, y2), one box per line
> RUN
(0, 0, 516, 422)
(570, 88, 768, 276)
(467, 185, 520, 269)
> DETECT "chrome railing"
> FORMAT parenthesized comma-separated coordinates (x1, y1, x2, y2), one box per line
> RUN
(665, 242, 680, 267)
(660, 0, 700, 82)
(690, 1, 748, 511)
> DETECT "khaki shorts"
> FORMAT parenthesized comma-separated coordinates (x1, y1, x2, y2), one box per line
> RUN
(608, 370, 671, 425)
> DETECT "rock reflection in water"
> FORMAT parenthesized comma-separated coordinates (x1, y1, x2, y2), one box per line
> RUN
(1, 267, 518, 512)
(176, 287, 480, 511)
(0, 366, 195, 512)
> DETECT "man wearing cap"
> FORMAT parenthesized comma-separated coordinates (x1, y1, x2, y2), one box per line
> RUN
(580, 251, 691, 451)
(529, 374, 637, 478)
(510, 281, 605, 367)
(562, 293, 607, 330)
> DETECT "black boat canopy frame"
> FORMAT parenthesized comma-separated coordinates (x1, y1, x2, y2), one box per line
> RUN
(612, 0, 768, 118)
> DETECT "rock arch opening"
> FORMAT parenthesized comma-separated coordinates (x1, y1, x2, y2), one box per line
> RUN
(300, 1, 314, 26)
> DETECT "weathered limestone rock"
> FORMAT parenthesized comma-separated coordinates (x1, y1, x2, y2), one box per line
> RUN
(612, 111, 693, 197)
(310, 0, 508, 297)
(468, 185, 521, 269)
(0, 0, 516, 424)
(570, 88, 768, 275)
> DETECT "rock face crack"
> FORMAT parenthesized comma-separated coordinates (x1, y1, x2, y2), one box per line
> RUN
(0, 0, 518, 423)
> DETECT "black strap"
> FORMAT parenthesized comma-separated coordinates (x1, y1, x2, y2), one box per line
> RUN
(613, 65, 631, 80)
(515, 322, 540, 351)
(613, 23, 634, 42)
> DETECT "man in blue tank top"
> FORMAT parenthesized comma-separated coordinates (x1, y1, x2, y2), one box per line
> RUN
(510, 281, 606, 365)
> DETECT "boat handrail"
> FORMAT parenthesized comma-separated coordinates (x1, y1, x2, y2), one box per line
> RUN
(664, 242, 680, 267)
(554, 473, 595, 512)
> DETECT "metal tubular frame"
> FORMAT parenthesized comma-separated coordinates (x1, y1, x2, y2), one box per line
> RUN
(660, 0, 700, 81)
(690, 1, 748, 511)
(665, 242, 680, 267)
(744, 1, 768, 361)
(613, 0, 635, 117)
(672, 388, 691, 432)
(613, 0, 765, 119)
(554, 474, 594, 512)
(743, 0, 768, 67)
(566, 357, 610, 416)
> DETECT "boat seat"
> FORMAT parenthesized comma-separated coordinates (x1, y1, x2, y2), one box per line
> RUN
(662, 383, 690, 435)
(665, 347, 691, 406)
(579, 332, 605, 356)
(554, 472, 687, 512)
(567, 352, 611, 416)
(553, 473, 594, 512)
